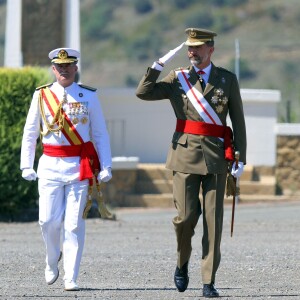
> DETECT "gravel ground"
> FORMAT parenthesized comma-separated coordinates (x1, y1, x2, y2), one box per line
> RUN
(0, 201, 300, 300)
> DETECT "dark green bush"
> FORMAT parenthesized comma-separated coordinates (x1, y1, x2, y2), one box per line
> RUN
(185, 10, 214, 28)
(228, 58, 256, 80)
(0, 67, 52, 221)
(81, 3, 114, 40)
(133, 0, 153, 14)
(171, 0, 198, 9)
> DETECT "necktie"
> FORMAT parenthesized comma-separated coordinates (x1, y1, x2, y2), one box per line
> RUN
(197, 70, 206, 90)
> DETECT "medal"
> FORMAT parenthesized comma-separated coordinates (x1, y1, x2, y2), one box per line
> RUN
(72, 117, 79, 125)
(81, 117, 88, 124)
(216, 105, 223, 113)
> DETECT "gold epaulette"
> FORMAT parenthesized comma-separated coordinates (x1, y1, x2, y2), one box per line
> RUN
(36, 83, 53, 90)
(78, 83, 97, 92)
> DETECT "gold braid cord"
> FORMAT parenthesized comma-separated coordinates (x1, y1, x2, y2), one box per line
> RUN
(95, 181, 114, 219)
(226, 173, 236, 197)
(82, 177, 114, 220)
(82, 186, 93, 219)
(38, 90, 65, 136)
(226, 173, 240, 197)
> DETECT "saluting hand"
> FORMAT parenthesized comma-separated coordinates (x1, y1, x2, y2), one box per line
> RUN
(158, 42, 185, 66)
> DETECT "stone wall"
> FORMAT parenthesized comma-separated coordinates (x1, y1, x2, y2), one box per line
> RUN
(100, 169, 137, 207)
(276, 135, 300, 195)
(98, 134, 300, 207)
(22, 0, 64, 66)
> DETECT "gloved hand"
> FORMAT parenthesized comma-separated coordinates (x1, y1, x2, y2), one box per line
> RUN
(22, 168, 37, 181)
(231, 162, 244, 178)
(97, 167, 112, 183)
(158, 42, 185, 65)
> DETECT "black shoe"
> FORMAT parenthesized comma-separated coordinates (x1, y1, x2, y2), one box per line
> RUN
(203, 283, 219, 298)
(174, 262, 189, 292)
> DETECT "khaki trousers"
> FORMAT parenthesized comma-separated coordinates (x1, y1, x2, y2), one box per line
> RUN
(172, 171, 227, 284)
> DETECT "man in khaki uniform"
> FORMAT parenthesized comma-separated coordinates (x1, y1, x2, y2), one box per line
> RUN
(136, 28, 246, 298)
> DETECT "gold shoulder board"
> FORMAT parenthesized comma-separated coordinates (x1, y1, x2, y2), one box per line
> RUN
(78, 83, 97, 92)
(36, 83, 53, 90)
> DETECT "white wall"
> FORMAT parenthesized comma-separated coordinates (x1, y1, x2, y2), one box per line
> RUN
(100, 88, 175, 163)
(239, 89, 280, 166)
(100, 88, 281, 166)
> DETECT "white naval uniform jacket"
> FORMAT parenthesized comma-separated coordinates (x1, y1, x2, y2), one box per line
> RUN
(20, 82, 112, 182)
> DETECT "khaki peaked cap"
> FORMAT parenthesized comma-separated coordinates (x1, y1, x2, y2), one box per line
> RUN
(185, 28, 217, 46)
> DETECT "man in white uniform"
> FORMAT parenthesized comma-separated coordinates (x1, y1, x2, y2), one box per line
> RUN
(20, 48, 112, 291)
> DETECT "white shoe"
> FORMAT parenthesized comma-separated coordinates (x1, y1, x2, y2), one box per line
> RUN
(44, 251, 62, 285)
(45, 267, 59, 285)
(64, 280, 80, 291)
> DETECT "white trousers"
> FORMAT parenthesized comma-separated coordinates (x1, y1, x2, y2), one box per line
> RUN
(38, 178, 89, 282)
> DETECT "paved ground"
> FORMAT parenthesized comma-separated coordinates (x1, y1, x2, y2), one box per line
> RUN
(0, 201, 300, 300)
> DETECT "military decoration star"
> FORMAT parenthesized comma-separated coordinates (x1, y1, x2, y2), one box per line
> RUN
(211, 88, 227, 114)
(215, 88, 224, 97)
(216, 105, 224, 113)
(211, 96, 219, 104)
(222, 96, 228, 105)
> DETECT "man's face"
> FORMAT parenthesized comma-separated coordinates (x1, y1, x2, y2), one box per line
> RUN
(187, 44, 214, 68)
(52, 63, 78, 87)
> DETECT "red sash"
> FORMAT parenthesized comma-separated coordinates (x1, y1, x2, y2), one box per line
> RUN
(176, 119, 234, 161)
(43, 142, 100, 181)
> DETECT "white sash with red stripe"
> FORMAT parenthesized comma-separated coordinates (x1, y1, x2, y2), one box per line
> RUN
(175, 68, 222, 126)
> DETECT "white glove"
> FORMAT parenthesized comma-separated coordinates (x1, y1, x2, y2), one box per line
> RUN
(22, 168, 37, 181)
(97, 168, 112, 183)
(231, 162, 244, 178)
(158, 42, 185, 65)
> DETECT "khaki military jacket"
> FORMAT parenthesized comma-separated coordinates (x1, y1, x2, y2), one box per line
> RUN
(136, 63, 247, 175)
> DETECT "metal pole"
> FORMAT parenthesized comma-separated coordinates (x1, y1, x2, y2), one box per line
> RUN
(286, 100, 291, 123)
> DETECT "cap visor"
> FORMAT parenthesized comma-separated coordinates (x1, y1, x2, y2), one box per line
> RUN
(51, 58, 77, 64)
(185, 41, 206, 46)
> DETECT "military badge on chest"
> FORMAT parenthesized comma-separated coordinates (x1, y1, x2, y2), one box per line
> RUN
(67, 102, 89, 125)
(211, 88, 228, 114)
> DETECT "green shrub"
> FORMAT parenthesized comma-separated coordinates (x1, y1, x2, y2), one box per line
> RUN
(81, 3, 114, 40)
(185, 10, 214, 28)
(228, 58, 256, 80)
(0, 67, 52, 221)
(171, 0, 198, 9)
(133, 0, 153, 14)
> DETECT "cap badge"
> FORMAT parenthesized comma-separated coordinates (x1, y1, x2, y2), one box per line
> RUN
(190, 31, 197, 38)
(58, 49, 68, 59)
